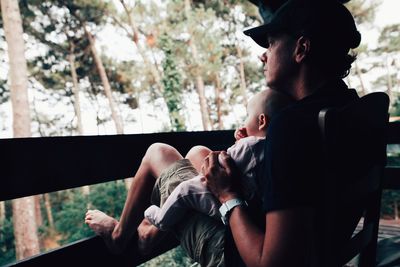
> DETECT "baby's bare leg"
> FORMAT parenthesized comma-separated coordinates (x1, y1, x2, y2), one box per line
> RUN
(145, 175, 219, 230)
(185, 145, 212, 173)
(85, 143, 183, 254)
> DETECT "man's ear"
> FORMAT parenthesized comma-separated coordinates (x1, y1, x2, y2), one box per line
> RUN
(294, 36, 311, 63)
(258, 113, 270, 130)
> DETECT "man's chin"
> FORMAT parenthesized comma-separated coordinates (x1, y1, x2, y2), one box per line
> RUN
(266, 80, 275, 90)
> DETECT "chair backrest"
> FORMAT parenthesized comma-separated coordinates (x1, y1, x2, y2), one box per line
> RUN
(318, 92, 389, 267)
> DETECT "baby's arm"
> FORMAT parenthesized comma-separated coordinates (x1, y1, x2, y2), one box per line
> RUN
(144, 176, 220, 230)
(234, 127, 248, 142)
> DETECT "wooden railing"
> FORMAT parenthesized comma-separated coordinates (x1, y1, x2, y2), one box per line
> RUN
(1, 130, 235, 266)
(1, 123, 400, 266)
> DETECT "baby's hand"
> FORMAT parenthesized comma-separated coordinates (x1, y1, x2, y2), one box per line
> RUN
(234, 127, 248, 141)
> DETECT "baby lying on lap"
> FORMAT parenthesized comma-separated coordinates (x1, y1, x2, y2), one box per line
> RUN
(144, 89, 293, 230)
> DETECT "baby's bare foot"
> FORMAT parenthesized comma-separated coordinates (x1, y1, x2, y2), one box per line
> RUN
(85, 210, 121, 253)
(85, 210, 117, 235)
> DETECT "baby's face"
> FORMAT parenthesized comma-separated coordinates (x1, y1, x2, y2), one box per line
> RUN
(243, 97, 263, 137)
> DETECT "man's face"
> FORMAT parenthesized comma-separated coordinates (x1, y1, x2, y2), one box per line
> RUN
(260, 34, 297, 93)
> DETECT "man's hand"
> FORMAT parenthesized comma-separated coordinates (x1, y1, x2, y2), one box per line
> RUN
(234, 127, 248, 141)
(202, 151, 241, 203)
(137, 218, 162, 255)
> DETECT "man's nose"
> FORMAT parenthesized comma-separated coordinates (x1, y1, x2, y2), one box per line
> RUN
(259, 51, 268, 63)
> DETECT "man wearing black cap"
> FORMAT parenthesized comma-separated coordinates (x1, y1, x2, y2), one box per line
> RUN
(203, 0, 365, 266)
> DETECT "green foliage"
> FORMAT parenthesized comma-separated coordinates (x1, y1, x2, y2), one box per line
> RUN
(28, 53, 72, 91)
(377, 24, 400, 53)
(371, 74, 397, 91)
(391, 98, 400, 117)
(0, 79, 9, 104)
(140, 246, 197, 267)
(381, 190, 400, 219)
(371, 24, 400, 110)
(21, 0, 127, 92)
(54, 190, 94, 244)
(159, 34, 186, 131)
(54, 181, 127, 245)
(345, 0, 381, 26)
(0, 217, 16, 266)
(90, 181, 127, 219)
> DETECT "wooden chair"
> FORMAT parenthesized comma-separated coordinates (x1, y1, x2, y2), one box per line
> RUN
(318, 92, 389, 267)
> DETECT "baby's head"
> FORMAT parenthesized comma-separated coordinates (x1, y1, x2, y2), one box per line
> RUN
(244, 89, 293, 137)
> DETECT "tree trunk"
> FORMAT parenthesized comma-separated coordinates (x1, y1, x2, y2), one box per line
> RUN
(214, 75, 223, 130)
(2, 2, 31, 137)
(34, 195, 44, 249)
(68, 45, 84, 134)
(1, 0, 40, 259)
(44, 193, 55, 231)
(236, 44, 248, 107)
(184, 0, 211, 131)
(396, 59, 400, 95)
(34, 195, 43, 228)
(119, 0, 163, 93)
(354, 60, 366, 96)
(84, 25, 128, 190)
(0, 201, 5, 227)
(68, 43, 92, 200)
(109, 6, 139, 190)
(346, 75, 352, 88)
(386, 55, 393, 104)
(12, 197, 40, 259)
(194, 71, 211, 131)
(84, 25, 124, 134)
(118, 0, 182, 135)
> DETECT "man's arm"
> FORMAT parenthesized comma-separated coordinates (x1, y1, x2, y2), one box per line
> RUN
(229, 205, 314, 266)
(203, 151, 314, 267)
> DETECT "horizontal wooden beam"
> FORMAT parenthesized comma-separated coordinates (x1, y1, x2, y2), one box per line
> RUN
(4, 234, 179, 267)
(383, 167, 400, 190)
(387, 121, 400, 144)
(0, 130, 235, 201)
(1, 121, 399, 202)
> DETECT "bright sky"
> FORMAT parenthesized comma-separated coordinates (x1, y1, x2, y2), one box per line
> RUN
(375, 0, 399, 26)
(361, 0, 400, 49)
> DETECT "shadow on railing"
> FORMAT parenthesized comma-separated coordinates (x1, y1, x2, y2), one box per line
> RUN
(2, 123, 400, 266)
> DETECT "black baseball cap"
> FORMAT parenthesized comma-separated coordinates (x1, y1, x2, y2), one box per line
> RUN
(244, 0, 361, 49)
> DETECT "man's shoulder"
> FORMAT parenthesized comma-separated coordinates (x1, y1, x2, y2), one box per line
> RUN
(268, 88, 360, 135)
(268, 104, 315, 138)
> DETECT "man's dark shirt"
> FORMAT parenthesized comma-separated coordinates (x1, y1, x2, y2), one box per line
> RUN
(263, 79, 359, 212)
(263, 79, 379, 263)
(225, 79, 378, 266)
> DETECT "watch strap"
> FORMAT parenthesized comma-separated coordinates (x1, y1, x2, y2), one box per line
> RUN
(219, 198, 247, 225)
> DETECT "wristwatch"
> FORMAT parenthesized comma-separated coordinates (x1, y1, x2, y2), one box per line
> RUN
(219, 198, 247, 225)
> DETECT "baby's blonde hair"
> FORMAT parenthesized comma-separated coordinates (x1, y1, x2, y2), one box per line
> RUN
(254, 89, 294, 119)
